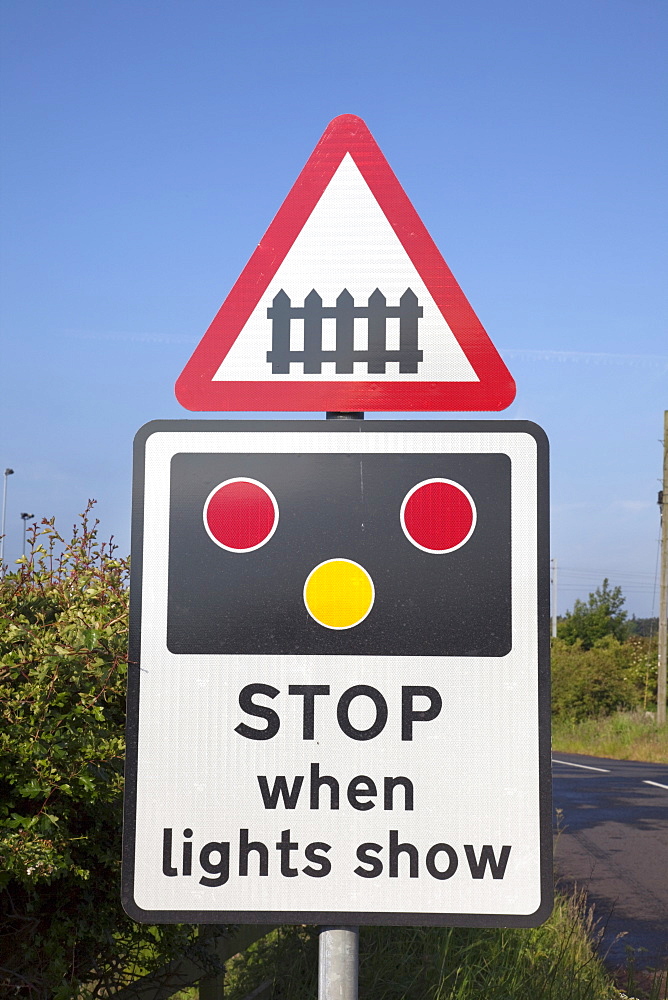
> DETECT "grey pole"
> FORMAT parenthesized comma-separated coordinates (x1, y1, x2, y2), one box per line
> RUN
(318, 926, 359, 1000)
(319, 412, 362, 1000)
(1, 468, 15, 568)
(21, 513, 34, 557)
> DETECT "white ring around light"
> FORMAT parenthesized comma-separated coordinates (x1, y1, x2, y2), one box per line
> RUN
(399, 478, 477, 554)
(202, 477, 279, 553)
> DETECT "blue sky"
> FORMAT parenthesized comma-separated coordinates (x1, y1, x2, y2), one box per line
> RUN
(1, 0, 666, 617)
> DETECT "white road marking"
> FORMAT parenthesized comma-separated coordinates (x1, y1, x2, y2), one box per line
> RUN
(643, 780, 668, 790)
(552, 758, 611, 772)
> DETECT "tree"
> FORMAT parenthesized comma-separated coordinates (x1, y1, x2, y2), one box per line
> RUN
(557, 579, 630, 650)
(627, 615, 659, 638)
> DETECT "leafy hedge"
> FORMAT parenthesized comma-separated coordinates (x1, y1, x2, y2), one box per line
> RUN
(551, 635, 658, 722)
(0, 505, 195, 998)
(552, 579, 658, 722)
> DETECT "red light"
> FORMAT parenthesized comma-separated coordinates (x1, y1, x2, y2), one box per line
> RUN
(203, 479, 278, 552)
(400, 479, 476, 553)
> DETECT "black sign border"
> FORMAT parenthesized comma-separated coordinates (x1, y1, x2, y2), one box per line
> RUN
(122, 419, 552, 928)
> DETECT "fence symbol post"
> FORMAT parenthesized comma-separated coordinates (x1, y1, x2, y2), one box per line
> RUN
(303, 289, 324, 374)
(266, 289, 292, 375)
(336, 289, 355, 374)
(398, 288, 421, 373)
(367, 289, 387, 374)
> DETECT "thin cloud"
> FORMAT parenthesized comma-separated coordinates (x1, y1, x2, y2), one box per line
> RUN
(612, 500, 655, 512)
(64, 329, 196, 345)
(552, 501, 598, 513)
(63, 333, 668, 368)
(500, 348, 668, 369)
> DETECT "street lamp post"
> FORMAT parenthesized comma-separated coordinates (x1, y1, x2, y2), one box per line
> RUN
(1, 468, 15, 568)
(20, 513, 34, 557)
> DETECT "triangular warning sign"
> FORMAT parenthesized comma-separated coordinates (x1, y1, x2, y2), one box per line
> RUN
(175, 115, 515, 412)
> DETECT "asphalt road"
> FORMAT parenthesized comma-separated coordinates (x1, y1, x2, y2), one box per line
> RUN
(552, 752, 668, 970)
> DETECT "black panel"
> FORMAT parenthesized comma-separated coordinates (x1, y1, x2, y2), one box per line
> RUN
(167, 452, 511, 656)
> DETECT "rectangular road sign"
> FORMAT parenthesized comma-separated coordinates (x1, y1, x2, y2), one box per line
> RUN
(122, 420, 551, 926)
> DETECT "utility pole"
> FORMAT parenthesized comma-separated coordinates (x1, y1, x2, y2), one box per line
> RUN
(550, 557, 558, 638)
(657, 411, 667, 726)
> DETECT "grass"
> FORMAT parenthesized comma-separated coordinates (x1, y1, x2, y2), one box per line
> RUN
(552, 710, 668, 764)
(217, 891, 621, 1000)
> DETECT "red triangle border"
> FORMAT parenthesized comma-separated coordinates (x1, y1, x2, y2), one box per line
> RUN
(175, 115, 515, 412)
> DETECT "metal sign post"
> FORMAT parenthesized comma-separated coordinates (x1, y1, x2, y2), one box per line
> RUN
(317, 413, 363, 1000)
(319, 926, 359, 1000)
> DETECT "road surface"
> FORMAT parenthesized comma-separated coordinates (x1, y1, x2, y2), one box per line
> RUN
(552, 751, 668, 969)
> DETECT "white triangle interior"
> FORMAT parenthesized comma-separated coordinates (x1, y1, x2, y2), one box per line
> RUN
(213, 154, 479, 383)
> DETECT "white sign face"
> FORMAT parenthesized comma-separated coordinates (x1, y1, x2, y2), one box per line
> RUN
(123, 420, 551, 927)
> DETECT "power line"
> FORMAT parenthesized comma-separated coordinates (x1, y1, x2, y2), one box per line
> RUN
(558, 567, 656, 579)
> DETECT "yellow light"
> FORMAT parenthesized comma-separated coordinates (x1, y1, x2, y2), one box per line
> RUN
(303, 559, 374, 630)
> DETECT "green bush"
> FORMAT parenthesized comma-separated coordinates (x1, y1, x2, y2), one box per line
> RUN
(619, 634, 659, 710)
(551, 579, 660, 722)
(551, 638, 626, 721)
(0, 505, 196, 998)
(551, 635, 657, 722)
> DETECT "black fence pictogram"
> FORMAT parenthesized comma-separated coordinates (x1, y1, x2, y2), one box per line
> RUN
(266, 288, 424, 374)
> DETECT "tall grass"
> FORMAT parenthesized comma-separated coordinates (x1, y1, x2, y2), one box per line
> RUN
(221, 891, 618, 1000)
(552, 710, 668, 764)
